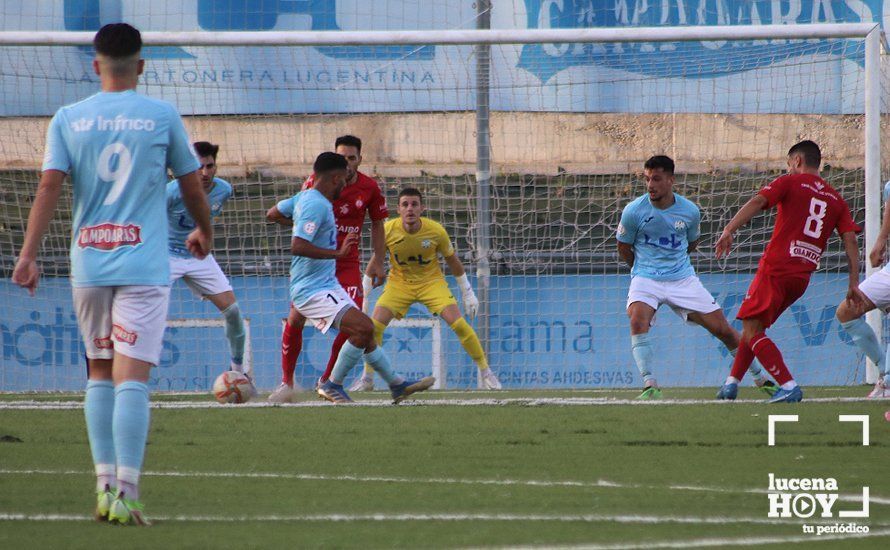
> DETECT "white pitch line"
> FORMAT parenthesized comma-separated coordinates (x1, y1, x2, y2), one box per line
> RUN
(1, 468, 887, 507)
(0, 512, 880, 527)
(0, 395, 875, 410)
(502, 528, 890, 550)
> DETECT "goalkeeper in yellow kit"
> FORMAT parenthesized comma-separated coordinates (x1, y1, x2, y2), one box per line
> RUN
(349, 187, 502, 391)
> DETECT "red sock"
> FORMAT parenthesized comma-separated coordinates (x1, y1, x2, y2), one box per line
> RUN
(730, 337, 755, 382)
(750, 332, 793, 385)
(321, 332, 349, 383)
(281, 322, 302, 385)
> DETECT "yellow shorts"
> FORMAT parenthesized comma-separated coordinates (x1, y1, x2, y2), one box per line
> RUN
(375, 278, 457, 319)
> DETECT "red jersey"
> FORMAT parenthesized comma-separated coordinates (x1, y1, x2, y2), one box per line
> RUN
(756, 173, 859, 278)
(303, 171, 388, 268)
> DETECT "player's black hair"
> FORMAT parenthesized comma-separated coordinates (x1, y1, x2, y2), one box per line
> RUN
(398, 187, 423, 203)
(335, 135, 362, 153)
(313, 152, 348, 174)
(788, 140, 821, 168)
(93, 23, 142, 58)
(643, 155, 674, 175)
(193, 142, 220, 160)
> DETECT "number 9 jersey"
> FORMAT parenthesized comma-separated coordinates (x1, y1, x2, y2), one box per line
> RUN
(756, 173, 860, 278)
(42, 90, 200, 287)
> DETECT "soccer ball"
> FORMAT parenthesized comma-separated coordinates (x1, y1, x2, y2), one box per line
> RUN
(212, 370, 253, 404)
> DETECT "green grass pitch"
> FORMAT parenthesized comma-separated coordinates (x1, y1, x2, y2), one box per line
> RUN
(1, 387, 889, 548)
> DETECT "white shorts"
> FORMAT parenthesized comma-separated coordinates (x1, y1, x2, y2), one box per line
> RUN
(169, 254, 232, 298)
(72, 285, 171, 365)
(627, 275, 721, 323)
(859, 269, 890, 312)
(294, 286, 356, 334)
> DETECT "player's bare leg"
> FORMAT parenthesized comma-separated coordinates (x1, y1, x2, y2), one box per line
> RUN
(627, 301, 661, 399)
(686, 309, 775, 396)
(269, 306, 305, 403)
(837, 296, 889, 398)
(321, 286, 363, 387)
(440, 304, 501, 389)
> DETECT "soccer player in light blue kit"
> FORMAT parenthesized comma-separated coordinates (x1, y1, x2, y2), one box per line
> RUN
(289, 152, 434, 404)
(12, 24, 211, 525)
(836, 179, 890, 399)
(167, 141, 251, 390)
(617, 156, 775, 399)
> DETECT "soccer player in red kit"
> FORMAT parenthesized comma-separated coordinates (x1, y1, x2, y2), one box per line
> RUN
(267, 135, 388, 402)
(714, 140, 866, 403)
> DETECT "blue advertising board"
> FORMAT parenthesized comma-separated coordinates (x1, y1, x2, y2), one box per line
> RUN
(0, 273, 870, 391)
(0, 0, 886, 114)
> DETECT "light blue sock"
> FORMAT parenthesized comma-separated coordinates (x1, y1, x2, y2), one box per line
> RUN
(364, 346, 402, 385)
(221, 302, 246, 367)
(630, 333, 654, 384)
(85, 379, 116, 492)
(113, 381, 150, 500)
(841, 318, 883, 368)
(329, 341, 364, 384)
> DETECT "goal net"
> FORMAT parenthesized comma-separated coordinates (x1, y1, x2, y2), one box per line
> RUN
(0, 16, 886, 392)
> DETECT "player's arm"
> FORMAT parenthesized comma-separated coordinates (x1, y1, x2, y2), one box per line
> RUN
(178, 171, 213, 259)
(869, 196, 890, 268)
(715, 194, 769, 259)
(444, 252, 479, 319)
(616, 203, 638, 269)
(12, 169, 66, 295)
(617, 241, 635, 268)
(266, 204, 293, 227)
(687, 239, 700, 254)
(166, 107, 211, 258)
(841, 230, 868, 308)
(291, 234, 357, 259)
(364, 218, 387, 286)
(291, 201, 356, 258)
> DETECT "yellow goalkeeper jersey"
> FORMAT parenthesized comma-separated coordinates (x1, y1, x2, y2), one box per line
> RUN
(385, 217, 455, 286)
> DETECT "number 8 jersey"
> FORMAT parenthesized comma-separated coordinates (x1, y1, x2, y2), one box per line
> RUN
(757, 173, 859, 278)
(42, 90, 199, 287)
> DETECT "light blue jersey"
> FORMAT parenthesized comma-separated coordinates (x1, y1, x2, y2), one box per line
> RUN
(617, 193, 701, 281)
(42, 90, 199, 287)
(166, 178, 232, 257)
(276, 196, 295, 219)
(289, 189, 339, 306)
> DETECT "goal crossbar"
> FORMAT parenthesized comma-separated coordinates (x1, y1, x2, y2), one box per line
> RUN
(0, 23, 880, 47)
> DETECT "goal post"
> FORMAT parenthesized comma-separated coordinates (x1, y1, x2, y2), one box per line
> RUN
(0, 23, 887, 392)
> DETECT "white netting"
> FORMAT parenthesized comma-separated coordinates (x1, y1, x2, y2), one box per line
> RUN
(0, 19, 883, 391)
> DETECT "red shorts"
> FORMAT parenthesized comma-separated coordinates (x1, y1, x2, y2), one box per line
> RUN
(336, 264, 363, 309)
(736, 271, 809, 328)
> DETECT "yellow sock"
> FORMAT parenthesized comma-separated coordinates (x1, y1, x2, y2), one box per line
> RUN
(450, 317, 488, 370)
(363, 319, 387, 376)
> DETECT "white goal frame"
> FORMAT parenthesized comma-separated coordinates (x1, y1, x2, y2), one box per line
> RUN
(390, 317, 447, 389)
(2, 23, 885, 384)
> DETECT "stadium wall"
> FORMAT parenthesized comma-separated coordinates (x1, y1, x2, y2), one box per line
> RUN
(0, 274, 867, 391)
(0, 113, 873, 175)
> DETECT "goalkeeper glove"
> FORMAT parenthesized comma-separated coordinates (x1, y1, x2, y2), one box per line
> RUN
(456, 274, 478, 319)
